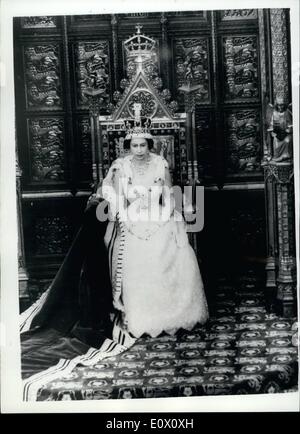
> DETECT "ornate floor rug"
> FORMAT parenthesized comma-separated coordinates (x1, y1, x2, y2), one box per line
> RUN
(27, 272, 298, 401)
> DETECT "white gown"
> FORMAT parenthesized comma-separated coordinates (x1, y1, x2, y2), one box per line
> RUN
(102, 153, 209, 338)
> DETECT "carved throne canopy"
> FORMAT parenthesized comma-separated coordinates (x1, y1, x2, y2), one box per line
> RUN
(96, 25, 188, 185)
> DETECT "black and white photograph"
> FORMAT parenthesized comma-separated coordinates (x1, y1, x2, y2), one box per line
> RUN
(0, 0, 299, 413)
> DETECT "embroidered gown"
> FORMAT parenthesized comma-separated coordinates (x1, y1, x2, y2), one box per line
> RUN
(101, 153, 209, 338)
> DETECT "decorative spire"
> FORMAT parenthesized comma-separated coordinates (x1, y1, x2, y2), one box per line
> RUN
(135, 24, 142, 34)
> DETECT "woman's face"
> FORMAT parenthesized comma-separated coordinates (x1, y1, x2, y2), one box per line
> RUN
(130, 138, 148, 158)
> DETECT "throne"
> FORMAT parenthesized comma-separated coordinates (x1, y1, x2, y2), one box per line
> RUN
(85, 26, 199, 250)
(85, 25, 192, 189)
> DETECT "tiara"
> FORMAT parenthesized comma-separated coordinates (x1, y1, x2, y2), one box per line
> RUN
(124, 24, 156, 64)
(123, 117, 153, 140)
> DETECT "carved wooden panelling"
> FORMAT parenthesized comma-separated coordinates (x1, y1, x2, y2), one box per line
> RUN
(24, 44, 62, 109)
(75, 41, 111, 109)
(77, 117, 92, 181)
(28, 118, 65, 182)
(21, 16, 57, 28)
(223, 36, 259, 102)
(220, 10, 258, 21)
(195, 111, 214, 179)
(225, 109, 261, 174)
(174, 38, 210, 104)
(34, 216, 72, 255)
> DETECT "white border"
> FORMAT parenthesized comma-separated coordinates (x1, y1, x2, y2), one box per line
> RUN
(1, 0, 299, 413)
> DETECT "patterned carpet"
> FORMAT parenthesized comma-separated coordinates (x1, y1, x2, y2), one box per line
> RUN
(34, 272, 298, 400)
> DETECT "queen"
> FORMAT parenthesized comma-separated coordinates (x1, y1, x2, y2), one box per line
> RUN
(97, 119, 209, 338)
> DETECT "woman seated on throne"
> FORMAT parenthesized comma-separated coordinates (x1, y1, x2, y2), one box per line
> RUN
(97, 118, 209, 339)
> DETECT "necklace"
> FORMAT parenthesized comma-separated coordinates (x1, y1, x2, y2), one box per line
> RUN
(131, 154, 151, 176)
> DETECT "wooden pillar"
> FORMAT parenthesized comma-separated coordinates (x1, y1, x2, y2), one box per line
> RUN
(111, 14, 119, 92)
(179, 83, 201, 253)
(84, 90, 104, 189)
(265, 163, 296, 316)
(160, 13, 170, 90)
(259, 10, 277, 295)
(261, 9, 296, 316)
(16, 157, 29, 305)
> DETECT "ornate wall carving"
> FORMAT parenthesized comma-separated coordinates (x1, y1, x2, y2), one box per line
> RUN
(223, 36, 259, 101)
(21, 16, 57, 28)
(270, 9, 290, 101)
(174, 38, 210, 104)
(24, 44, 62, 109)
(28, 118, 65, 182)
(75, 41, 111, 108)
(220, 10, 258, 20)
(225, 109, 261, 174)
(34, 216, 72, 255)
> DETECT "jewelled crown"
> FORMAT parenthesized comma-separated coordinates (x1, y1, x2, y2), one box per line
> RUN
(124, 24, 156, 63)
(124, 117, 153, 140)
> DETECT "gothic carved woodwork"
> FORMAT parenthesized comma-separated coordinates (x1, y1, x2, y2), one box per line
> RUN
(98, 28, 187, 187)
(225, 109, 261, 174)
(266, 98, 293, 163)
(264, 172, 277, 290)
(16, 158, 29, 299)
(195, 111, 214, 180)
(127, 90, 157, 118)
(269, 9, 290, 101)
(261, 9, 294, 315)
(112, 77, 178, 121)
(160, 13, 170, 88)
(34, 216, 73, 255)
(174, 38, 210, 105)
(111, 14, 119, 90)
(24, 44, 62, 109)
(223, 36, 259, 102)
(28, 118, 65, 182)
(264, 162, 296, 316)
(210, 11, 224, 186)
(75, 41, 111, 109)
(21, 16, 57, 28)
(258, 10, 269, 164)
(220, 10, 258, 20)
(77, 117, 93, 182)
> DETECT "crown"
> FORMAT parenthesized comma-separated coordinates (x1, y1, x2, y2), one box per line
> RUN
(123, 117, 152, 140)
(124, 24, 156, 64)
